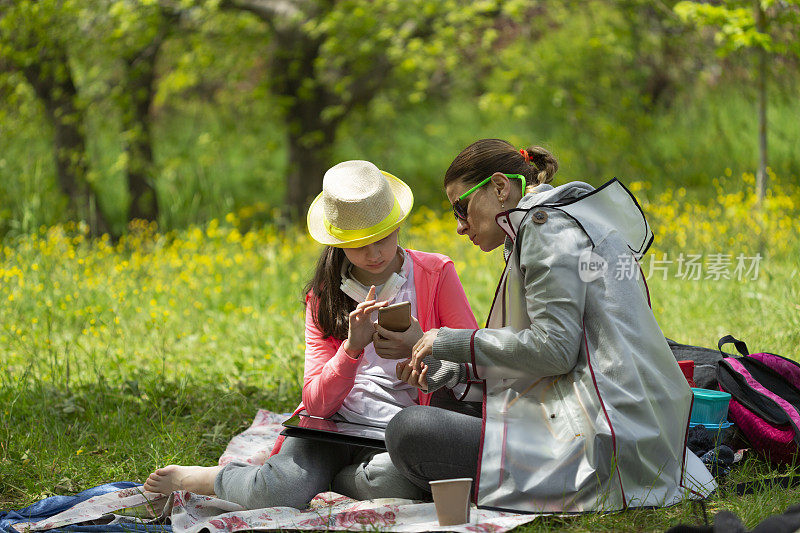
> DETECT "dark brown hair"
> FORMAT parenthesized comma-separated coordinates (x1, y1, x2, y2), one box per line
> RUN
(443, 139, 558, 191)
(303, 246, 354, 339)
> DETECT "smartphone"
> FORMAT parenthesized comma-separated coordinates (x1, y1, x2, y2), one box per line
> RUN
(378, 301, 411, 332)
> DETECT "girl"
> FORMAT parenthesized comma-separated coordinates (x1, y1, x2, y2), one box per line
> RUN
(143, 160, 478, 509)
(383, 139, 717, 513)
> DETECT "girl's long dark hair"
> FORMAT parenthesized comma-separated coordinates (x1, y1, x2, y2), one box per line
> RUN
(303, 246, 355, 339)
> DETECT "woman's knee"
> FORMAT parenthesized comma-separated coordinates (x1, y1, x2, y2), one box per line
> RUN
(386, 405, 458, 475)
(387, 405, 481, 481)
(385, 405, 438, 456)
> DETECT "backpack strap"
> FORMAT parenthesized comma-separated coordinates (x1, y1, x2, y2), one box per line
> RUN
(718, 335, 750, 357)
(718, 356, 800, 445)
(718, 359, 792, 425)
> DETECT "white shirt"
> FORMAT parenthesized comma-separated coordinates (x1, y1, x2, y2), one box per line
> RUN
(337, 248, 418, 426)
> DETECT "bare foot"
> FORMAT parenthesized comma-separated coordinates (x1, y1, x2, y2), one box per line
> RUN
(143, 465, 222, 496)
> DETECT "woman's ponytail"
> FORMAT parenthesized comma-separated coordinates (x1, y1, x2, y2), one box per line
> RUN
(524, 145, 558, 186)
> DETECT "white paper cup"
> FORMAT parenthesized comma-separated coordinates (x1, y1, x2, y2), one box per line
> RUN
(429, 478, 472, 526)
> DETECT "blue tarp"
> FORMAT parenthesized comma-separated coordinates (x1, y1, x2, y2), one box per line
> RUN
(0, 482, 171, 533)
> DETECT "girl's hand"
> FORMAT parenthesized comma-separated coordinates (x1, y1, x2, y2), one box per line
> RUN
(410, 328, 439, 370)
(344, 286, 386, 357)
(396, 358, 428, 391)
(372, 316, 424, 360)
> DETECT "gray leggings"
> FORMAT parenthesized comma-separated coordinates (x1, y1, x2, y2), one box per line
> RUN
(385, 404, 482, 491)
(214, 435, 428, 509)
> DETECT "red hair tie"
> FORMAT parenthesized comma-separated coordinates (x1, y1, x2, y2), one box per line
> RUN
(519, 148, 530, 162)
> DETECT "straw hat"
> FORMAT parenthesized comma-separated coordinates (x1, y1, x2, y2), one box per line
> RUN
(307, 160, 414, 248)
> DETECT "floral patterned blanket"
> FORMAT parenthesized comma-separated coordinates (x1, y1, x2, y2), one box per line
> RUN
(13, 410, 539, 532)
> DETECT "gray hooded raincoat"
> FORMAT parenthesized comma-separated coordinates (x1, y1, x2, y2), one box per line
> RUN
(433, 179, 716, 513)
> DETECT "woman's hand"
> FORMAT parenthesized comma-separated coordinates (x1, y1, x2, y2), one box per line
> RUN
(373, 316, 424, 360)
(396, 358, 428, 391)
(410, 328, 439, 370)
(343, 286, 386, 358)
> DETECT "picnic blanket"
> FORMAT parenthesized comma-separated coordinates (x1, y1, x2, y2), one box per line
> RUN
(8, 410, 540, 532)
(0, 482, 157, 533)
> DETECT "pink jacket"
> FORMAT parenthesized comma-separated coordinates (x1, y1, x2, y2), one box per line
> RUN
(271, 249, 478, 455)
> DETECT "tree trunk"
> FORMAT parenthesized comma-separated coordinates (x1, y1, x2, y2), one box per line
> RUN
(269, 24, 337, 218)
(285, 125, 336, 219)
(21, 50, 113, 237)
(224, 0, 388, 218)
(122, 35, 164, 223)
(755, 0, 768, 203)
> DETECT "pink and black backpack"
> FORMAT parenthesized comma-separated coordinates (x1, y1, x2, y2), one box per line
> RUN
(716, 335, 800, 464)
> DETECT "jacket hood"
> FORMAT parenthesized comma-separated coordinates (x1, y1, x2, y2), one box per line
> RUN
(498, 179, 653, 260)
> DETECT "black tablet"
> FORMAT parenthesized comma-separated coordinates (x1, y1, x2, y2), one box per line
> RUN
(280, 412, 387, 450)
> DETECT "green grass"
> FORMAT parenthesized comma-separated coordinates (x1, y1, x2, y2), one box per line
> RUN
(2, 180, 800, 530)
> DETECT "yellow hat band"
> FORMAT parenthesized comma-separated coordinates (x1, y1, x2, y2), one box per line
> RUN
(323, 197, 402, 242)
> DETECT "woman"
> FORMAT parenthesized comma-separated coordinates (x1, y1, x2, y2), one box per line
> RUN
(143, 160, 478, 509)
(383, 139, 716, 513)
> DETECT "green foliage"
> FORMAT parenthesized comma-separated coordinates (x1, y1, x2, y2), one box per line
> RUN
(2, 0, 508, 218)
(0, 0, 76, 64)
(2, 80, 800, 236)
(304, 0, 498, 103)
(475, 0, 712, 178)
(675, 0, 800, 56)
(673, 0, 799, 200)
(0, 0, 799, 234)
(0, 71, 65, 234)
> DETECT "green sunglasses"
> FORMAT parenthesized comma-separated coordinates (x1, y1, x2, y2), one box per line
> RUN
(452, 174, 527, 222)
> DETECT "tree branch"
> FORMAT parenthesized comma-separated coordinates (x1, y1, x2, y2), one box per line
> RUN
(0, 56, 14, 74)
(220, 0, 302, 22)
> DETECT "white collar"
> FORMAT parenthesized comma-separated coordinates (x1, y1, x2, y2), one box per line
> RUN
(340, 247, 409, 303)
